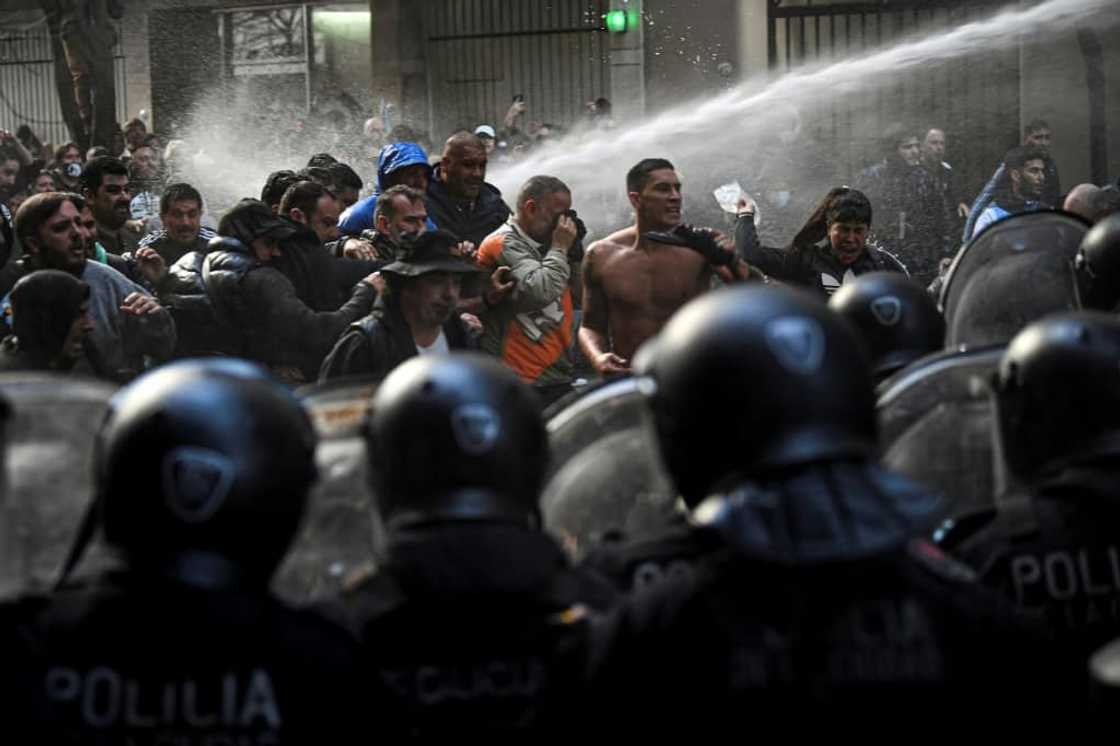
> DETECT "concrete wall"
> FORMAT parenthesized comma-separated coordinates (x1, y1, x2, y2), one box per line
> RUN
(609, 0, 646, 122)
(736, 0, 769, 79)
(368, 0, 428, 136)
(643, 0, 739, 111)
(1020, 26, 1120, 190)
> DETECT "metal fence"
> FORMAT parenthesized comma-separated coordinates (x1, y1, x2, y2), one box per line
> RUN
(0, 18, 127, 147)
(424, 0, 612, 141)
(767, 0, 1020, 197)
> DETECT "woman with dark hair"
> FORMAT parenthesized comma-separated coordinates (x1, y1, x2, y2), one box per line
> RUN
(735, 186, 908, 297)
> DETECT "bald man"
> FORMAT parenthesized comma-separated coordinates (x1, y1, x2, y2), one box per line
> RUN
(425, 132, 511, 247)
(1065, 183, 1120, 224)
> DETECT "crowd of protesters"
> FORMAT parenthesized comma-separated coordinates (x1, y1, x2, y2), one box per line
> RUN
(0, 90, 1119, 740)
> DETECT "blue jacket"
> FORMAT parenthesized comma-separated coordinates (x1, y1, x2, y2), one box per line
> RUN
(971, 202, 1010, 237)
(964, 158, 1060, 242)
(963, 164, 1004, 243)
(338, 142, 433, 236)
(972, 197, 1044, 238)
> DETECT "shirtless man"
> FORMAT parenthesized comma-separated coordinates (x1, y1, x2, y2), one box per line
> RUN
(579, 158, 750, 375)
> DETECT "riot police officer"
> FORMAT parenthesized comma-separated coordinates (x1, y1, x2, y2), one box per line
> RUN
(340, 353, 614, 737)
(589, 285, 1046, 731)
(1075, 213, 1120, 311)
(0, 359, 367, 743)
(828, 271, 945, 384)
(952, 312, 1120, 673)
(581, 272, 943, 592)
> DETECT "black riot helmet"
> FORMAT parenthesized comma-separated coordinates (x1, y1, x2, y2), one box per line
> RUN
(828, 271, 945, 381)
(992, 311, 1120, 482)
(636, 284, 877, 507)
(93, 358, 317, 587)
(1075, 213, 1120, 311)
(365, 353, 548, 529)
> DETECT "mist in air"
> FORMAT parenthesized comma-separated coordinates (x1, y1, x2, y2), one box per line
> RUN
(167, 0, 1118, 246)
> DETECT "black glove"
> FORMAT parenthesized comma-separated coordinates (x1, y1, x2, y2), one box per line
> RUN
(557, 209, 588, 263)
(643, 224, 733, 266)
(358, 228, 398, 262)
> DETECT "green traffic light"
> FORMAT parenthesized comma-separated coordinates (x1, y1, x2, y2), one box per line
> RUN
(604, 10, 628, 33)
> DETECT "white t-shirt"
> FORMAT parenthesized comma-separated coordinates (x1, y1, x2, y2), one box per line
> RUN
(416, 330, 450, 356)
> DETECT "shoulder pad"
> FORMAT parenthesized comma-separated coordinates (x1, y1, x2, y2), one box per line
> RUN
(907, 538, 978, 584)
(0, 203, 10, 221)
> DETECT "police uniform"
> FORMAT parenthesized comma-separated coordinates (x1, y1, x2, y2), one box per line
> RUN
(956, 476, 1120, 661)
(342, 523, 609, 737)
(589, 466, 1047, 731)
(0, 360, 371, 743)
(949, 312, 1120, 687)
(0, 577, 366, 744)
(340, 353, 614, 736)
(583, 286, 1051, 732)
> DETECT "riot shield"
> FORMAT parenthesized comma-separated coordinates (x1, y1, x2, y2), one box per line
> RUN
(939, 210, 1090, 349)
(876, 348, 1005, 525)
(540, 377, 682, 560)
(0, 373, 117, 598)
(272, 376, 384, 604)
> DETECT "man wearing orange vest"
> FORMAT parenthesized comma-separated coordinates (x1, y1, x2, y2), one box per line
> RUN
(476, 175, 580, 405)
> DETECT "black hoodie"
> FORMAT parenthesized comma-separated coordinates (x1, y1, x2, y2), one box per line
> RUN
(0, 269, 104, 374)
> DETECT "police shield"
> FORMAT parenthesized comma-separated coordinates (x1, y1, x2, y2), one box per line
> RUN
(0, 374, 117, 597)
(876, 348, 1005, 526)
(940, 210, 1090, 350)
(540, 378, 682, 560)
(272, 377, 384, 604)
